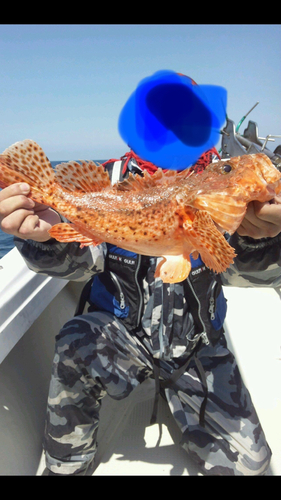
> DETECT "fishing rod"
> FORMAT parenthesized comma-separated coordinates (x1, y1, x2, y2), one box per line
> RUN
(218, 102, 259, 155)
(219, 102, 281, 170)
(235, 101, 259, 133)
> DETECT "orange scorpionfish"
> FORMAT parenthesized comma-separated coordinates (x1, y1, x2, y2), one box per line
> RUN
(0, 139, 280, 283)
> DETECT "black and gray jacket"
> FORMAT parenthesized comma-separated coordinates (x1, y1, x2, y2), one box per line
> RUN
(14, 157, 281, 363)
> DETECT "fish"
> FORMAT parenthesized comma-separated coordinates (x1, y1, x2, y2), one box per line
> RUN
(0, 139, 281, 283)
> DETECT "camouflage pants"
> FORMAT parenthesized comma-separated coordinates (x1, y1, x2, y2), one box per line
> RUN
(43, 311, 271, 475)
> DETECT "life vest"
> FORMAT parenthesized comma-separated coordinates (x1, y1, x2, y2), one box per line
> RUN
(89, 244, 149, 330)
(88, 246, 227, 340)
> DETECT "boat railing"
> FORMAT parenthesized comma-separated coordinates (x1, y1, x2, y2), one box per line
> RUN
(0, 247, 67, 364)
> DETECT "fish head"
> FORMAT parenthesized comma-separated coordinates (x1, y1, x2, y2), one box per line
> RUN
(189, 153, 281, 234)
(214, 153, 280, 195)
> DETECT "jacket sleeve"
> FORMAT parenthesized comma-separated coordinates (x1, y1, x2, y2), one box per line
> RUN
(14, 237, 105, 281)
(220, 232, 281, 288)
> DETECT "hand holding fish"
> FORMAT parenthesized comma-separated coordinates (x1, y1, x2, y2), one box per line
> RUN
(237, 195, 281, 239)
(0, 183, 60, 242)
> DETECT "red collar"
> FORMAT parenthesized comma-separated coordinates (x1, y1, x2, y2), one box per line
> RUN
(103, 148, 220, 176)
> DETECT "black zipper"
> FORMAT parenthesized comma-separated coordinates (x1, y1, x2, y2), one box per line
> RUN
(134, 255, 143, 326)
(109, 256, 144, 327)
(186, 276, 210, 346)
(109, 271, 126, 310)
(208, 281, 219, 322)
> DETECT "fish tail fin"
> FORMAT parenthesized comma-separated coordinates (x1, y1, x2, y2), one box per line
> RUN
(184, 210, 236, 274)
(0, 140, 57, 204)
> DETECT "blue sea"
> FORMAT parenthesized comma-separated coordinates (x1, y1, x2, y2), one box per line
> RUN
(0, 159, 107, 259)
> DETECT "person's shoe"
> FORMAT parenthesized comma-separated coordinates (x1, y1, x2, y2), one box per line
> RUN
(42, 468, 88, 476)
(42, 461, 94, 476)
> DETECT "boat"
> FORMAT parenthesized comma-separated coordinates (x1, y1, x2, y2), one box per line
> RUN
(0, 116, 280, 475)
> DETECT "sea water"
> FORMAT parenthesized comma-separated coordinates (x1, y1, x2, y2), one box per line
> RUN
(0, 159, 107, 259)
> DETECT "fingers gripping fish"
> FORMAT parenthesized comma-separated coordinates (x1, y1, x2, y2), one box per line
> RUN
(0, 139, 280, 283)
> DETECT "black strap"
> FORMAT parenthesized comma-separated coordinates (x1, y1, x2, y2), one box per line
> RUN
(194, 351, 208, 427)
(150, 339, 208, 427)
(150, 345, 198, 425)
(150, 360, 161, 425)
(74, 277, 94, 317)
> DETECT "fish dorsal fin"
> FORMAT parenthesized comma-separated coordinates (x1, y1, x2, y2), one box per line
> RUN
(114, 167, 190, 192)
(54, 160, 111, 193)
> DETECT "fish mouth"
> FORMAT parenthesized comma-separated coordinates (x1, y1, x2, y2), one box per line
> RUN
(266, 185, 280, 200)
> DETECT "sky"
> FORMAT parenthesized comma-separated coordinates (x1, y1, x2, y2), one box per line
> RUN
(0, 24, 280, 161)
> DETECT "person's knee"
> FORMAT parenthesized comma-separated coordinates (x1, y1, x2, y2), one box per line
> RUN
(237, 442, 272, 476)
(55, 314, 99, 345)
(53, 315, 101, 371)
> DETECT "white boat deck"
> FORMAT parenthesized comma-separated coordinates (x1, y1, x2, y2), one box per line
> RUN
(0, 248, 280, 476)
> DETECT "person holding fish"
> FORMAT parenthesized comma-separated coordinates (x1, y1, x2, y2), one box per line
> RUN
(0, 139, 281, 476)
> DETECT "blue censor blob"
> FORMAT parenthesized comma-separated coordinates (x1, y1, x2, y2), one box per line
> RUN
(118, 70, 227, 170)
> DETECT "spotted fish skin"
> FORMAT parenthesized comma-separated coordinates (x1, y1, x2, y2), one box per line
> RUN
(0, 139, 280, 283)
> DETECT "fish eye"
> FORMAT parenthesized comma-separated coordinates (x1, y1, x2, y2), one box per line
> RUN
(223, 164, 232, 173)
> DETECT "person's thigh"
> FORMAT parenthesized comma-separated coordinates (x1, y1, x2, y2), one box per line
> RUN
(44, 311, 153, 473)
(165, 340, 271, 475)
(52, 310, 153, 398)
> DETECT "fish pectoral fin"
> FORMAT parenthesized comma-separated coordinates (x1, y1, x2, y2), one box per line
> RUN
(48, 223, 103, 247)
(154, 255, 192, 283)
(184, 210, 236, 274)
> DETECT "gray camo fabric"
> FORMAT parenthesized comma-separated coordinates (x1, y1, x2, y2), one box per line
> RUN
(43, 310, 271, 476)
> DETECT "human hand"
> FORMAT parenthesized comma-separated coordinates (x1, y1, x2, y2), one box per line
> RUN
(0, 183, 61, 242)
(237, 195, 281, 239)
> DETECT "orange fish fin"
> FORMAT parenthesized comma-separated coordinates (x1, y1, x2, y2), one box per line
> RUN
(191, 193, 247, 234)
(184, 211, 236, 274)
(54, 161, 111, 193)
(154, 255, 192, 283)
(0, 139, 56, 203)
(48, 223, 103, 247)
(114, 168, 182, 192)
(191, 250, 199, 260)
